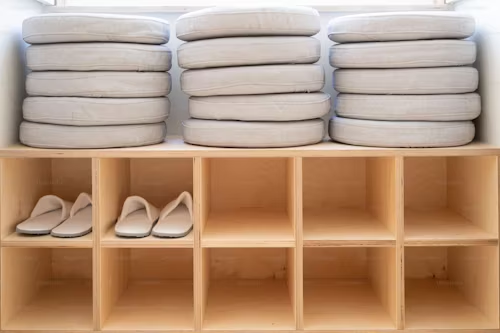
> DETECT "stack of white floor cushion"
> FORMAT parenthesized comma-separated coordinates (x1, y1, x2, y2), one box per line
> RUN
(328, 12, 480, 148)
(177, 6, 329, 148)
(20, 13, 171, 149)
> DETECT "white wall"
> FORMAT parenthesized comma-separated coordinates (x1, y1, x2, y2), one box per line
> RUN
(455, 0, 500, 144)
(0, 0, 42, 147)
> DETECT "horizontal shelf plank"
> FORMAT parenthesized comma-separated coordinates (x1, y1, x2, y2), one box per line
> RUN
(101, 228, 194, 248)
(304, 279, 396, 330)
(304, 209, 395, 247)
(0, 138, 497, 158)
(405, 209, 498, 246)
(405, 279, 495, 329)
(2, 232, 93, 248)
(202, 211, 295, 248)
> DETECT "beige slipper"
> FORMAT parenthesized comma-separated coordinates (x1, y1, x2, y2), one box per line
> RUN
(51, 193, 92, 238)
(152, 191, 193, 238)
(115, 196, 159, 238)
(16, 195, 72, 235)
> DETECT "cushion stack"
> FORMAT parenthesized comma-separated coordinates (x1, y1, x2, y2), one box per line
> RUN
(328, 12, 480, 148)
(20, 13, 171, 149)
(177, 6, 329, 148)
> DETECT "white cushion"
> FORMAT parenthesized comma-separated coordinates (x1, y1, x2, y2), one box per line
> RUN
(328, 12, 475, 43)
(178, 36, 320, 69)
(182, 64, 324, 97)
(183, 118, 324, 148)
(20, 121, 167, 149)
(176, 6, 320, 41)
(329, 117, 474, 148)
(23, 13, 169, 44)
(330, 40, 476, 69)
(334, 67, 478, 95)
(23, 97, 170, 126)
(190, 92, 330, 121)
(336, 93, 481, 121)
(27, 43, 172, 72)
(27, 72, 171, 98)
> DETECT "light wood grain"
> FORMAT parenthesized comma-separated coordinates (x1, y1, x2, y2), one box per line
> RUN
(2, 233, 92, 248)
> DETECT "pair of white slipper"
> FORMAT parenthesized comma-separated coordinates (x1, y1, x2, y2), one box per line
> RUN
(115, 191, 193, 238)
(16, 193, 92, 238)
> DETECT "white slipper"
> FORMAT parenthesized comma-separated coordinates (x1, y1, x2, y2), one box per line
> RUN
(51, 193, 92, 238)
(16, 195, 72, 235)
(152, 192, 193, 238)
(115, 196, 159, 238)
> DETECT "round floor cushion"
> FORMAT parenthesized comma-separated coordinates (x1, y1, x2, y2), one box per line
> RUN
(27, 72, 171, 98)
(334, 67, 478, 95)
(183, 118, 325, 148)
(190, 93, 330, 121)
(330, 40, 476, 69)
(336, 93, 481, 121)
(328, 12, 475, 43)
(23, 13, 170, 44)
(27, 43, 172, 72)
(176, 6, 320, 41)
(178, 37, 320, 69)
(20, 122, 167, 149)
(182, 65, 324, 97)
(23, 97, 170, 126)
(329, 117, 475, 148)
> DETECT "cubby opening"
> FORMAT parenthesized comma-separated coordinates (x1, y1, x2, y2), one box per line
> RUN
(404, 156, 498, 244)
(100, 248, 194, 330)
(202, 248, 296, 330)
(303, 247, 397, 330)
(405, 246, 499, 329)
(303, 157, 396, 245)
(1, 247, 93, 330)
(0, 158, 93, 245)
(201, 158, 295, 247)
(98, 158, 194, 246)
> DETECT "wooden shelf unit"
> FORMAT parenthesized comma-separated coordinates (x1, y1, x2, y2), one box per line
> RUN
(0, 141, 498, 332)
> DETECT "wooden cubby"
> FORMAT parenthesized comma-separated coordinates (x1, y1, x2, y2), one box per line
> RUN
(1, 247, 93, 330)
(0, 142, 498, 332)
(404, 156, 498, 245)
(98, 158, 194, 247)
(200, 248, 296, 330)
(100, 248, 194, 330)
(0, 158, 93, 247)
(303, 157, 397, 246)
(200, 158, 296, 247)
(405, 246, 499, 329)
(303, 247, 397, 330)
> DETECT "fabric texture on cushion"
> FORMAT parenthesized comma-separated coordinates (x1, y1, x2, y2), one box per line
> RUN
(182, 64, 324, 97)
(176, 5, 320, 41)
(27, 43, 172, 72)
(27, 72, 171, 98)
(23, 97, 170, 126)
(336, 93, 481, 121)
(20, 121, 167, 149)
(330, 40, 476, 69)
(329, 117, 475, 148)
(189, 92, 330, 121)
(178, 36, 320, 69)
(328, 12, 475, 43)
(334, 67, 478, 95)
(23, 13, 170, 44)
(183, 118, 325, 148)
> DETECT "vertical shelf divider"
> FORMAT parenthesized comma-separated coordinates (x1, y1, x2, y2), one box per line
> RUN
(395, 156, 404, 330)
(92, 158, 100, 331)
(292, 157, 303, 330)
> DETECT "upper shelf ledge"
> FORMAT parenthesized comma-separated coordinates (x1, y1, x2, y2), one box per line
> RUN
(0, 137, 497, 158)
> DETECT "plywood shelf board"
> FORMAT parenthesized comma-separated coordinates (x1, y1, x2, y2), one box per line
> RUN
(3, 280, 93, 331)
(203, 280, 295, 330)
(203, 210, 294, 247)
(2, 232, 93, 248)
(304, 209, 395, 246)
(405, 209, 498, 245)
(102, 280, 194, 331)
(304, 279, 395, 330)
(102, 227, 194, 248)
(405, 279, 494, 329)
